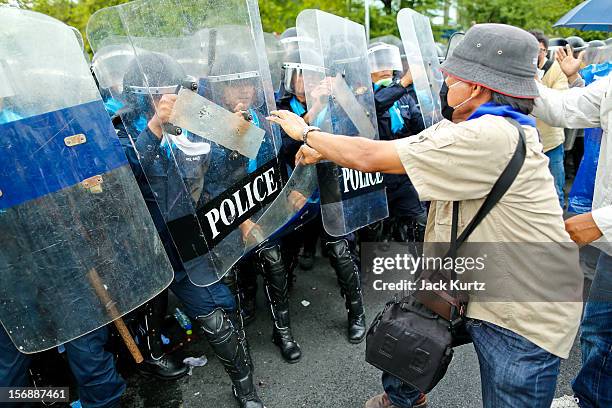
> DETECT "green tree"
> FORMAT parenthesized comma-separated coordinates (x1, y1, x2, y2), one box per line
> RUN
(457, 0, 608, 41)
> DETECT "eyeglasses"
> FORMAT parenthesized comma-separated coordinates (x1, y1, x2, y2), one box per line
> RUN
(539, 48, 547, 54)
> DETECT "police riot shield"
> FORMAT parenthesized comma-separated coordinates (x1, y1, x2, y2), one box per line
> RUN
(91, 44, 136, 116)
(584, 44, 612, 65)
(296, 10, 389, 237)
(445, 32, 465, 60)
(264, 33, 284, 95)
(0, 8, 173, 353)
(397, 8, 444, 127)
(87, 0, 293, 286)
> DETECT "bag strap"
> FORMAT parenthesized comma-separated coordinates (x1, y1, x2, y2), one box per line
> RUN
(417, 118, 528, 321)
(450, 117, 527, 254)
(447, 117, 527, 320)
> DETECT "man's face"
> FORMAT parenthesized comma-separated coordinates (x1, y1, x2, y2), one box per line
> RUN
(538, 42, 548, 67)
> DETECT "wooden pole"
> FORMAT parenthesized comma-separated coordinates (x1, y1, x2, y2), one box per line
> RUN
(87, 269, 144, 363)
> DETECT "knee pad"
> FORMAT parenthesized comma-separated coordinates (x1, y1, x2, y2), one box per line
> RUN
(326, 239, 351, 263)
(257, 245, 285, 277)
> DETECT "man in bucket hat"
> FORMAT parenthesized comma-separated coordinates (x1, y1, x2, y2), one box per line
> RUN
(268, 24, 583, 408)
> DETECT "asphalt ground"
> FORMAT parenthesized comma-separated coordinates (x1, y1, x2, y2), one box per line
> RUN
(119, 252, 586, 408)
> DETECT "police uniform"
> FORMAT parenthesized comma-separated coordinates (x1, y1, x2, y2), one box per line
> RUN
(373, 77, 427, 242)
(275, 94, 367, 344)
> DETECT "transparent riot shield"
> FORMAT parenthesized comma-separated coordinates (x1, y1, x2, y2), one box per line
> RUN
(264, 33, 284, 95)
(91, 44, 135, 116)
(0, 8, 173, 353)
(297, 9, 389, 237)
(69, 26, 90, 63)
(446, 32, 465, 60)
(397, 8, 444, 127)
(584, 44, 612, 65)
(87, 0, 300, 286)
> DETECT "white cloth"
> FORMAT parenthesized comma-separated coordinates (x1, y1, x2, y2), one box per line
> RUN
(533, 76, 612, 254)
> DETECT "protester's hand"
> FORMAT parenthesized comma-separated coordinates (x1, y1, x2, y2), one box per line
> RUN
(295, 144, 323, 165)
(288, 190, 307, 211)
(267, 110, 308, 141)
(565, 212, 603, 246)
(556, 45, 585, 79)
(400, 70, 413, 88)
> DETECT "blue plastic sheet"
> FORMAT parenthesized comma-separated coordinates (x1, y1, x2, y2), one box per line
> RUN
(568, 127, 602, 214)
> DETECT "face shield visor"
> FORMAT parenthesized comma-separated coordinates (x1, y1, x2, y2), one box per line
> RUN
(282, 62, 326, 96)
(367, 43, 403, 74)
(205, 70, 264, 112)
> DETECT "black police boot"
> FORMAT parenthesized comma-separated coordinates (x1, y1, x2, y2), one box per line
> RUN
(298, 250, 315, 270)
(236, 265, 258, 325)
(138, 295, 189, 380)
(197, 309, 264, 408)
(258, 246, 302, 363)
(327, 239, 366, 344)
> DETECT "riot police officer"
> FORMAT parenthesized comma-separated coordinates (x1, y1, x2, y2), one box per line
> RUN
(276, 48, 367, 344)
(116, 52, 265, 408)
(368, 42, 427, 242)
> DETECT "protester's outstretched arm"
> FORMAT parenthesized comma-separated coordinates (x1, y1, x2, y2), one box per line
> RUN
(533, 78, 607, 130)
(268, 110, 406, 174)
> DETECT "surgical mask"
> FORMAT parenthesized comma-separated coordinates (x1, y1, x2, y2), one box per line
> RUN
(375, 78, 393, 88)
(439, 80, 474, 121)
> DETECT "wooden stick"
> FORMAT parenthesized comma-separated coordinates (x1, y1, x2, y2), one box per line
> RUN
(87, 269, 144, 363)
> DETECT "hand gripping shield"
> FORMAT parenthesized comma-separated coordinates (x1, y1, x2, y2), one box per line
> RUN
(397, 8, 445, 127)
(296, 9, 389, 237)
(87, 0, 302, 285)
(0, 8, 173, 353)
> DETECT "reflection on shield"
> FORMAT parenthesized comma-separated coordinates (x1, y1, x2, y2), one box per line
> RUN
(296, 9, 389, 237)
(87, 0, 314, 286)
(397, 8, 445, 127)
(0, 8, 173, 353)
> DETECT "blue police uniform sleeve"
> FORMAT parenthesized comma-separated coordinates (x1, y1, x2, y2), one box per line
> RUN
(405, 94, 425, 134)
(374, 82, 408, 116)
(115, 122, 145, 180)
(133, 126, 163, 173)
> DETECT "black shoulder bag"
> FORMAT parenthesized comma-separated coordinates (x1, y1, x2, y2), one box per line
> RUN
(365, 118, 527, 393)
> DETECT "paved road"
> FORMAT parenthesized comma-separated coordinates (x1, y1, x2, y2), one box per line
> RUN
(121, 253, 584, 408)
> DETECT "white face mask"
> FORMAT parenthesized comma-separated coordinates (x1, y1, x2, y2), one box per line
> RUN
(449, 80, 475, 111)
(537, 69, 545, 80)
(163, 133, 211, 156)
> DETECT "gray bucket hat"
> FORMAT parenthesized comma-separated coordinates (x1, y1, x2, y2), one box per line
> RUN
(440, 24, 539, 99)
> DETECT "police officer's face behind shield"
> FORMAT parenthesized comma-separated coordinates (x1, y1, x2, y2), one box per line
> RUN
(222, 81, 256, 112)
(291, 72, 306, 98)
(371, 70, 393, 83)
